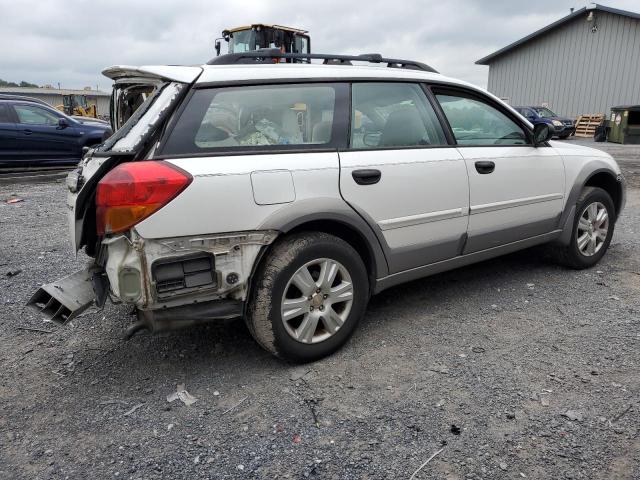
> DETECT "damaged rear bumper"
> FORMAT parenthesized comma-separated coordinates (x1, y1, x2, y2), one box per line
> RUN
(27, 229, 278, 331)
(27, 267, 100, 324)
(128, 299, 243, 338)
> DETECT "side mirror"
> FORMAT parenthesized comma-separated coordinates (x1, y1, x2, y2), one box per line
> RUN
(533, 123, 552, 146)
(215, 39, 222, 56)
(57, 118, 69, 129)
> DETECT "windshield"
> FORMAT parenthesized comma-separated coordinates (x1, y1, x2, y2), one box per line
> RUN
(533, 107, 557, 118)
(228, 29, 253, 53)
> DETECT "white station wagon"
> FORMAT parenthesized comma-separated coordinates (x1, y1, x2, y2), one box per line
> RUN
(29, 51, 626, 362)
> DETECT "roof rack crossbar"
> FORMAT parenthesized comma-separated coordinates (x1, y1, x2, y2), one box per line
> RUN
(207, 50, 439, 73)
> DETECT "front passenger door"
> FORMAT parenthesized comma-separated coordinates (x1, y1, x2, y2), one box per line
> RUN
(12, 104, 79, 164)
(433, 89, 564, 253)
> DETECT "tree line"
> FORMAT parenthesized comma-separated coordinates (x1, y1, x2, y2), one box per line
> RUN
(0, 78, 39, 88)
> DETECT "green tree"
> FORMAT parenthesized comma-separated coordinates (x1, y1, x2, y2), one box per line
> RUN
(0, 78, 39, 88)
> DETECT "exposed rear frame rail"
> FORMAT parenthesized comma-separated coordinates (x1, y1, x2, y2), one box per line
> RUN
(207, 49, 438, 73)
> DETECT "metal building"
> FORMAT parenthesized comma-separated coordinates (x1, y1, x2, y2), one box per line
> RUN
(476, 4, 640, 118)
(0, 86, 111, 118)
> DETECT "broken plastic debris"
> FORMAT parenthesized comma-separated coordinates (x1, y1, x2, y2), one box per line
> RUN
(450, 424, 461, 435)
(166, 384, 198, 406)
(6, 198, 24, 204)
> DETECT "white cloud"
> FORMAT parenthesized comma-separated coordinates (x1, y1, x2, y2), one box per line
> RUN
(1, 0, 639, 90)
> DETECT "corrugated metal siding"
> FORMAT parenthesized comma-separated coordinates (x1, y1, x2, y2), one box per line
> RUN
(486, 11, 640, 118)
(0, 88, 111, 118)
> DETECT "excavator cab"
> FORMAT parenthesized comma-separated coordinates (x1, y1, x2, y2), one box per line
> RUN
(215, 24, 310, 61)
(59, 94, 98, 118)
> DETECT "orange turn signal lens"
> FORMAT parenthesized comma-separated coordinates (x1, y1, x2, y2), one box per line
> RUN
(96, 161, 192, 235)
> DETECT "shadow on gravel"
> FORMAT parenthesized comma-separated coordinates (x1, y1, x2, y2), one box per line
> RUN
(368, 245, 558, 312)
(72, 245, 560, 378)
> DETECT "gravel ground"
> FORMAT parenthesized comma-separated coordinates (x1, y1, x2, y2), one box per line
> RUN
(1, 139, 638, 479)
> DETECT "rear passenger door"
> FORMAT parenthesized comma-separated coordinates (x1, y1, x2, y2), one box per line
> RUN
(339, 83, 469, 274)
(432, 88, 564, 253)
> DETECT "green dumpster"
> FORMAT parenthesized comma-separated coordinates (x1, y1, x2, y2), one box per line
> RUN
(608, 105, 640, 144)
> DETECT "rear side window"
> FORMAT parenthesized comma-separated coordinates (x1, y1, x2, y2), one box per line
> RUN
(350, 83, 447, 149)
(435, 93, 529, 146)
(162, 84, 343, 156)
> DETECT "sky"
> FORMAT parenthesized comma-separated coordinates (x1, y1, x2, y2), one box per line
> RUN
(1, 0, 639, 91)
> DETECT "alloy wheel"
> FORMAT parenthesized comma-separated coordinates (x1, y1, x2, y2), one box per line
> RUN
(576, 201, 609, 256)
(281, 258, 354, 344)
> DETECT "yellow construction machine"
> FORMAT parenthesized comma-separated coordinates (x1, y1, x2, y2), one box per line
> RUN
(215, 24, 310, 59)
(56, 94, 98, 118)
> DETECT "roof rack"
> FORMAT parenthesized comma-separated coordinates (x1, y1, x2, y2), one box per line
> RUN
(207, 49, 439, 73)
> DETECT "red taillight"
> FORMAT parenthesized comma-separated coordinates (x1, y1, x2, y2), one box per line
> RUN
(96, 161, 192, 236)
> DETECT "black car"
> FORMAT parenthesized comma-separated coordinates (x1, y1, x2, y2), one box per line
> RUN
(514, 106, 575, 139)
(0, 95, 112, 167)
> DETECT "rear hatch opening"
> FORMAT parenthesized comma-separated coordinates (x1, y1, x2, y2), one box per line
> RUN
(70, 65, 203, 256)
(28, 66, 203, 324)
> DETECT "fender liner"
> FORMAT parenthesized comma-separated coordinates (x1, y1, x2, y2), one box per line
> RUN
(556, 164, 625, 246)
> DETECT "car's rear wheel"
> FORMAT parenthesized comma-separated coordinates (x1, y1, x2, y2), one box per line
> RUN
(553, 186, 615, 269)
(246, 232, 368, 362)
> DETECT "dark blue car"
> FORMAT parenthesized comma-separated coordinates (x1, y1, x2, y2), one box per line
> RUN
(0, 95, 112, 167)
(514, 106, 575, 139)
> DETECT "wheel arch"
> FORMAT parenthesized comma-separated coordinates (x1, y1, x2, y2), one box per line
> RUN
(584, 170, 624, 217)
(254, 199, 389, 292)
(557, 166, 625, 245)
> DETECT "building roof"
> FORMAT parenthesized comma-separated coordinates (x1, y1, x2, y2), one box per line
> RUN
(0, 86, 111, 97)
(476, 4, 640, 65)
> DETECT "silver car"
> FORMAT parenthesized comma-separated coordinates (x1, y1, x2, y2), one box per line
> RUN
(29, 51, 626, 362)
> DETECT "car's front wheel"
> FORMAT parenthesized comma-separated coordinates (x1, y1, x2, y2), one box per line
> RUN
(246, 232, 369, 362)
(554, 186, 615, 269)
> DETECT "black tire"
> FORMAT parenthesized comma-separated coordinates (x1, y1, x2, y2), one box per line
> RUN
(246, 232, 369, 363)
(553, 186, 615, 269)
